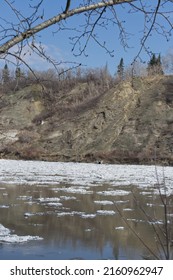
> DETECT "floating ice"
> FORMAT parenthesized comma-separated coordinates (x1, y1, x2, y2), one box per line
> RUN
(140, 191, 153, 195)
(149, 220, 164, 225)
(24, 212, 35, 217)
(2, 193, 8, 196)
(94, 200, 114, 205)
(38, 197, 61, 202)
(59, 196, 76, 201)
(17, 196, 32, 200)
(123, 208, 133, 211)
(57, 212, 74, 217)
(115, 200, 129, 204)
(57, 211, 85, 217)
(115, 226, 124, 230)
(0, 205, 9, 208)
(127, 219, 145, 223)
(97, 190, 130, 196)
(24, 212, 46, 217)
(0, 224, 43, 243)
(45, 202, 62, 207)
(1, 235, 43, 243)
(0, 224, 11, 236)
(81, 214, 96, 219)
(96, 210, 116, 215)
(0, 159, 173, 194)
(56, 187, 93, 195)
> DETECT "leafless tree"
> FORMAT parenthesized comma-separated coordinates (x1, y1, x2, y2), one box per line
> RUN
(0, 1, 172, 75)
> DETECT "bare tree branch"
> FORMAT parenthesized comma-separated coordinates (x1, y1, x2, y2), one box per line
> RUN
(0, 1, 135, 54)
(0, 0, 172, 72)
(63, 0, 71, 14)
(133, 0, 162, 61)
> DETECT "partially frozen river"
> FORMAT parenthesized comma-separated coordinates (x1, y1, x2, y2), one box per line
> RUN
(0, 159, 173, 259)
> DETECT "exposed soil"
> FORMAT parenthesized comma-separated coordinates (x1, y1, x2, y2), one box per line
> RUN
(0, 76, 173, 165)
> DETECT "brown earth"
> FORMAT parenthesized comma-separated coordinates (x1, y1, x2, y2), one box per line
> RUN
(0, 75, 173, 165)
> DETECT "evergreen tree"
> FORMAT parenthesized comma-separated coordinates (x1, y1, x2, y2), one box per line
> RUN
(147, 54, 164, 75)
(2, 63, 10, 84)
(117, 58, 124, 80)
(156, 54, 164, 75)
(150, 54, 157, 67)
(15, 67, 21, 80)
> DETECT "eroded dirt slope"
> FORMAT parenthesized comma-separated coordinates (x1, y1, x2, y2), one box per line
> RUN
(0, 76, 173, 164)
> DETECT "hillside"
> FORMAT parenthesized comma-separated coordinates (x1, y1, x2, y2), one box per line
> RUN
(0, 75, 173, 165)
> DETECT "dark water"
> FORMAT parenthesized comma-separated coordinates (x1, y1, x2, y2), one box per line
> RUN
(0, 182, 173, 260)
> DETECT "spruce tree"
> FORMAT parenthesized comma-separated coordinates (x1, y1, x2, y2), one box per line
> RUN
(15, 67, 21, 80)
(156, 54, 164, 75)
(147, 54, 164, 75)
(2, 63, 10, 84)
(117, 58, 124, 80)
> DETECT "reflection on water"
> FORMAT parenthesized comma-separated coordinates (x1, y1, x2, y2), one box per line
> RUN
(0, 180, 173, 260)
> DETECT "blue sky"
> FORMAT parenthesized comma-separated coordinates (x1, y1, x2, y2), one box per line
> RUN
(1, 0, 173, 74)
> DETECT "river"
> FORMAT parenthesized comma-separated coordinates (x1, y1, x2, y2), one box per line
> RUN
(0, 159, 173, 259)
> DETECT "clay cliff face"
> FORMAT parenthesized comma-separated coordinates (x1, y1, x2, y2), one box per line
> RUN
(0, 76, 173, 165)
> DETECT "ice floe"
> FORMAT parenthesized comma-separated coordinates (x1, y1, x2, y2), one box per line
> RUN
(0, 224, 10, 236)
(97, 190, 130, 196)
(0, 224, 43, 243)
(0, 205, 9, 208)
(37, 197, 61, 202)
(2, 193, 8, 196)
(96, 210, 116, 215)
(59, 196, 76, 201)
(35, 197, 62, 207)
(57, 211, 85, 217)
(81, 214, 96, 219)
(45, 202, 62, 207)
(115, 200, 129, 204)
(115, 226, 124, 230)
(54, 187, 93, 195)
(0, 159, 172, 192)
(123, 208, 133, 211)
(24, 212, 35, 217)
(94, 200, 114, 205)
(24, 212, 47, 217)
(17, 195, 32, 200)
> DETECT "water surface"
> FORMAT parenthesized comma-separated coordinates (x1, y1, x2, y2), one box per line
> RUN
(0, 160, 173, 260)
